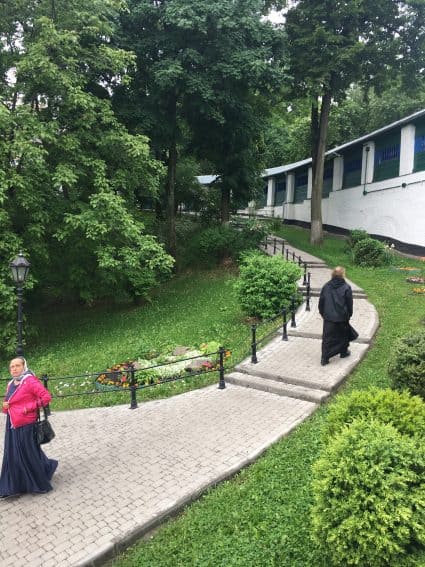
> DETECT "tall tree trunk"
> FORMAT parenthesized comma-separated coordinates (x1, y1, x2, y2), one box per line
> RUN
(310, 90, 332, 245)
(311, 98, 319, 180)
(166, 139, 177, 257)
(220, 186, 230, 224)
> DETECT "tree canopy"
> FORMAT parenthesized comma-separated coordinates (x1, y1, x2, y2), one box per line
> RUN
(284, 0, 424, 244)
(0, 0, 173, 353)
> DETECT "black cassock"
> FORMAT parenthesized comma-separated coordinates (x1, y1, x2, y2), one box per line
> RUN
(322, 320, 359, 359)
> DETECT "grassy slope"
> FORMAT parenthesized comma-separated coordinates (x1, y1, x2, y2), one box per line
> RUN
(112, 226, 425, 566)
(0, 269, 256, 409)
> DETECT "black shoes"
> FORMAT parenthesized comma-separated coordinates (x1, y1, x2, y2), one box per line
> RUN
(340, 350, 351, 358)
(321, 358, 329, 366)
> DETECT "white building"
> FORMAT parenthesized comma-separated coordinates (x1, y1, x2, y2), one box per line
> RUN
(238, 109, 425, 254)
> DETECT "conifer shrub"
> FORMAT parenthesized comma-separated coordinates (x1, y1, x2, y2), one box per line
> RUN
(323, 388, 425, 439)
(389, 330, 425, 399)
(234, 251, 302, 318)
(352, 237, 388, 267)
(312, 420, 425, 567)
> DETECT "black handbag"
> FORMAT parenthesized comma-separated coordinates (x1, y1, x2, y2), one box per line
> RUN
(348, 323, 359, 341)
(36, 407, 55, 445)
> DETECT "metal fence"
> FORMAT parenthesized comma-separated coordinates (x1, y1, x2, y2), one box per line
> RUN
(0, 349, 228, 410)
(247, 236, 313, 364)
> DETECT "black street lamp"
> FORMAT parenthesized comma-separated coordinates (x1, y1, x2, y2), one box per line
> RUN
(10, 252, 30, 356)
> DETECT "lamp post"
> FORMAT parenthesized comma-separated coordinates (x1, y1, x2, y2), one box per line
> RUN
(10, 252, 30, 356)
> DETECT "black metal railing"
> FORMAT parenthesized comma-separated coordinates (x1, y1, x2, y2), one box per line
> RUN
(248, 263, 313, 364)
(249, 290, 311, 364)
(0, 348, 228, 410)
(261, 236, 310, 286)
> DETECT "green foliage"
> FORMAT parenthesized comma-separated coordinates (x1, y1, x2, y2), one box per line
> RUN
(347, 229, 370, 248)
(323, 388, 425, 439)
(56, 190, 174, 302)
(389, 330, 425, 399)
(194, 224, 266, 265)
(352, 237, 389, 267)
(234, 251, 302, 318)
(0, 0, 172, 352)
(312, 419, 425, 567)
(116, 0, 282, 225)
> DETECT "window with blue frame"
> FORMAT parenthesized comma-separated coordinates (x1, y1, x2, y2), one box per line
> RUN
(294, 169, 308, 203)
(322, 162, 333, 198)
(373, 132, 400, 182)
(342, 148, 362, 188)
(414, 121, 425, 172)
(274, 176, 286, 205)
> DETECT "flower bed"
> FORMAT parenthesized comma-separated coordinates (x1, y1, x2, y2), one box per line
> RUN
(406, 276, 425, 284)
(94, 342, 229, 391)
(412, 287, 425, 295)
(391, 266, 421, 273)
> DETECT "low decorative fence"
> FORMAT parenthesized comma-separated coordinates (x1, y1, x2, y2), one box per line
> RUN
(248, 236, 313, 364)
(0, 348, 228, 411)
(261, 236, 309, 286)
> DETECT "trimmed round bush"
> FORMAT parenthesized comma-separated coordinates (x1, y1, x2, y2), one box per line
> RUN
(312, 419, 425, 567)
(323, 388, 425, 439)
(234, 252, 302, 318)
(389, 330, 425, 399)
(353, 237, 388, 267)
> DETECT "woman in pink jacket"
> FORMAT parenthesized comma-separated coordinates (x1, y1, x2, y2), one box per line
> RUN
(0, 357, 58, 497)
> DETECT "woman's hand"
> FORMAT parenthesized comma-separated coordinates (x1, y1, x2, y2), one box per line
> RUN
(2, 401, 9, 410)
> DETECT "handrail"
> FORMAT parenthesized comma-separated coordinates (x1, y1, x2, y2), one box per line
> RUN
(0, 348, 229, 410)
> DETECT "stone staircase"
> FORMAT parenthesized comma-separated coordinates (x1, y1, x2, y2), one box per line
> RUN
(227, 239, 378, 405)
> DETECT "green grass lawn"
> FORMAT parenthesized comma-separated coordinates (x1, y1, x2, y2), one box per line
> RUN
(0, 266, 281, 410)
(111, 226, 425, 567)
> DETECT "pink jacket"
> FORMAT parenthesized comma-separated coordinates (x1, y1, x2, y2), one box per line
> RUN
(2, 374, 52, 429)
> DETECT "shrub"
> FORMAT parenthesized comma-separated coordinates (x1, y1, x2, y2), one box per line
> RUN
(234, 251, 302, 318)
(347, 228, 369, 248)
(323, 388, 425, 439)
(197, 225, 242, 263)
(187, 224, 267, 267)
(239, 220, 269, 249)
(312, 419, 425, 567)
(352, 237, 388, 267)
(389, 330, 425, 399)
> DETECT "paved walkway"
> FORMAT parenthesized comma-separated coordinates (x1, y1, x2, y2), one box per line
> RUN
(0, 242, 379, 567)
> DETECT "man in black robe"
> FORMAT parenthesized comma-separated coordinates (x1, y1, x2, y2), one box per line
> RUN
(318, 266, 353, 366)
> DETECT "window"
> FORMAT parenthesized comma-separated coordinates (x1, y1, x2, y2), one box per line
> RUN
(294, 169, 308, 203)
(373, 132, 400, 182)
(414, 121, 425, 172)
(342, 148, 362, 189)
(274, 176, 286, 205)
(323, 162, 333, 198)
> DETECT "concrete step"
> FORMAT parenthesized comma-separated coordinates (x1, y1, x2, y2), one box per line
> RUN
(309, 289, 367, 299)
(226, 371, 329, 404)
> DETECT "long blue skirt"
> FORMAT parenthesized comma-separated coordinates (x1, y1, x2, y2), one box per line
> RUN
(0, 416, 58, 497)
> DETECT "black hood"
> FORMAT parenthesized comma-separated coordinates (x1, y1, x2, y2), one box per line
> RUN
(330, 277, 346, 288)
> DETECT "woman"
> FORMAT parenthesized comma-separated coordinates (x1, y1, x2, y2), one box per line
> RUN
(318, 266, 356, 366)
(0, 357, 58, 497)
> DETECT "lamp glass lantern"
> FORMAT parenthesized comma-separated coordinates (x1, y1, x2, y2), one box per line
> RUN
(10, 253, 30, 284)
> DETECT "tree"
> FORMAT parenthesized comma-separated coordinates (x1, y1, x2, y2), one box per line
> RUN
(0, 0, 173, 352)
(116, 0, 281, 234)
(284, 0, 421, 244)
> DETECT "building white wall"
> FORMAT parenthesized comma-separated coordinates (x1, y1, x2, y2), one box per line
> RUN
(258, 171, 425, 248)
(236, 115, 425, 249)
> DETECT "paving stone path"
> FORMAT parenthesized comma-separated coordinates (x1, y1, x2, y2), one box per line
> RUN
(0, 240, 379, 567)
